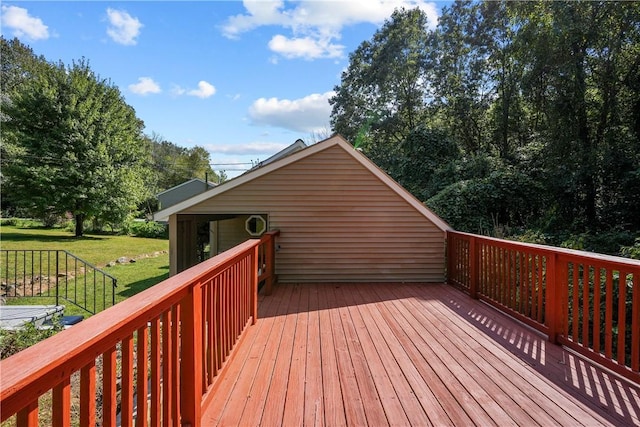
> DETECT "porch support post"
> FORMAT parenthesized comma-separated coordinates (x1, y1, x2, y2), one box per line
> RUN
(169, 215, 178, 276)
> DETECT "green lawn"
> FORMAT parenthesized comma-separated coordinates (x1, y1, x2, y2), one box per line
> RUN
(0, 224, 169, 316)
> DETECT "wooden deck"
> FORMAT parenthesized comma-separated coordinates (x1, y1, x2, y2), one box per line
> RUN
(202, 283, 640, 427)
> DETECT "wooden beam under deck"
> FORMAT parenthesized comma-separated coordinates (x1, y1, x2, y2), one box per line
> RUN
(202, 283, 640, 427)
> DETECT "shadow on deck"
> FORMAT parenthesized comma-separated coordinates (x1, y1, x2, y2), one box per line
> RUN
(203, 283, 639, 426)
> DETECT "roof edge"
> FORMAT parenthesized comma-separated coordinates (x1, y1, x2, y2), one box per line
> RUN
(154, 136, 341, 221)
(154, 134, 451, 233)
(331, 137, 452, 232)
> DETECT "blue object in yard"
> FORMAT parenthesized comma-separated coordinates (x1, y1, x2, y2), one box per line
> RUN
(61, 315, 84, 326)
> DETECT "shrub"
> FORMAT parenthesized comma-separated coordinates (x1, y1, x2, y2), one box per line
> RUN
(427, 168, 545, 234)
(0, 217, 18, 226)
(0, 317, 63, 360)
(122, 220, 168, 239)
(619, 238, 640, 260)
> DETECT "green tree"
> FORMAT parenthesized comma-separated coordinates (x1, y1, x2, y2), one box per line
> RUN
(1, 37, 51, 216)
(2, 58, 149, 236)
(513, 1, 640, 232)
(330, 8, 434, 175)
(433, 0, 493, 155)
(148, 134, 217, 191)
(398, 125, 460, 201)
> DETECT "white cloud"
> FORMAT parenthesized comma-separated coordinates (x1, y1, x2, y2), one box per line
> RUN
(171, 81, 216, 98)
(188, 81, 216, 99)
(222, 0, 439, 60)
(171, 85, 187, 96)
(268, 35, 343, 60)
(128, 77, 161, 95)
(1, 5, 49, 40)
(205, 142, 289, 156)
(106, 8, 142, 45)
(248, 91, 334, 133)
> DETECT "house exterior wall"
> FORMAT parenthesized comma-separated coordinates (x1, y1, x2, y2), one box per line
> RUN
(179, 144, 446, 283)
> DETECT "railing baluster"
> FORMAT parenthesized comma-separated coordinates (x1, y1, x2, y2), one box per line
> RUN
(171, 305, 181, 427)
(136, 325, 149, 427)
(103, 346, 117, 426)
(162, 310, 173, 425)
(52, 377, 71, 427)
(593, 267, 602, 354)
(632, 270, 639, 372)
(605, 269, 614, 360)
(617, 270, 627, 366)
(16, 400, 38, 426)
(121, 335, 134, 427)
(150, 318, 161, 427)
(80, 361, 96, 426)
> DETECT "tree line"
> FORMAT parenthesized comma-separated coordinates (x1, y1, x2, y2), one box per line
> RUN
(330, 0, 640, 256)
(1, 37, 221, 236)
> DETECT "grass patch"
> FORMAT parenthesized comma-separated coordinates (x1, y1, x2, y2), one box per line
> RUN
(1, 225, 168, 267)
(1, 224, 169, 316)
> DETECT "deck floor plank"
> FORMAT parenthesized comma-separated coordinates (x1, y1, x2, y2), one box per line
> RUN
(205, 284, 292, 426)
(338, 284, 410, 426)
(374, 284, 511, 426)
(317, 284, 347, 427)
(412, 286, 636, 425)
(351, 285, 435, 427)
(327, 285, 370, 427)
(303, 284, 325, 427)
(282, 285, 310, 426)
(201, 283, 640, 427)
(427, 284, 635, 426)
(258, 284, 302, 427)
(389, 284, 555, 426)
(234, 283, 296, 427)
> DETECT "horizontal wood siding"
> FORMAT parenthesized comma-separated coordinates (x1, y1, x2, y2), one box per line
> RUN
(184, 145, 445, 283)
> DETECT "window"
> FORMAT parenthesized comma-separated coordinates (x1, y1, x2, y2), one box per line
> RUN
(245, 215, 266, 236)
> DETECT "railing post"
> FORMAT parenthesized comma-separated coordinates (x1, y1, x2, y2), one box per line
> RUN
(251, 245, 259, 324)
(469, 236, 478, 299)
(546, 253, 559, 344)
(55, 251, 59, 307)
(180, 284, 203, 427)
(446, 232, 453, 286)
(112, 278, 117, 307)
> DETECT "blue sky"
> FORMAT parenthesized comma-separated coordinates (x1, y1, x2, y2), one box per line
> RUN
(1, 1, 446, 178)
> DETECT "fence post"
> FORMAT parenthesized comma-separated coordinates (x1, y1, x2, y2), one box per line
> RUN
(55, 251, 60, 307)
(112, 278, 117, 307)
(180, 283, 203, 427)
(546, 253, 559, 344)
(469, 236, 478, 299)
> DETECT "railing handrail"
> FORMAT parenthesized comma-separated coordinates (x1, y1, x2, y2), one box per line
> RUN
(58, 249, 118, 282)
(0, 238, 264, 422)
(448, 230, 640, 268)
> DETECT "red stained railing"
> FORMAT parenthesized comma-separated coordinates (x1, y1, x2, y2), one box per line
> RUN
(0, 232, 278, 427)
(447, 231, 640, 383)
